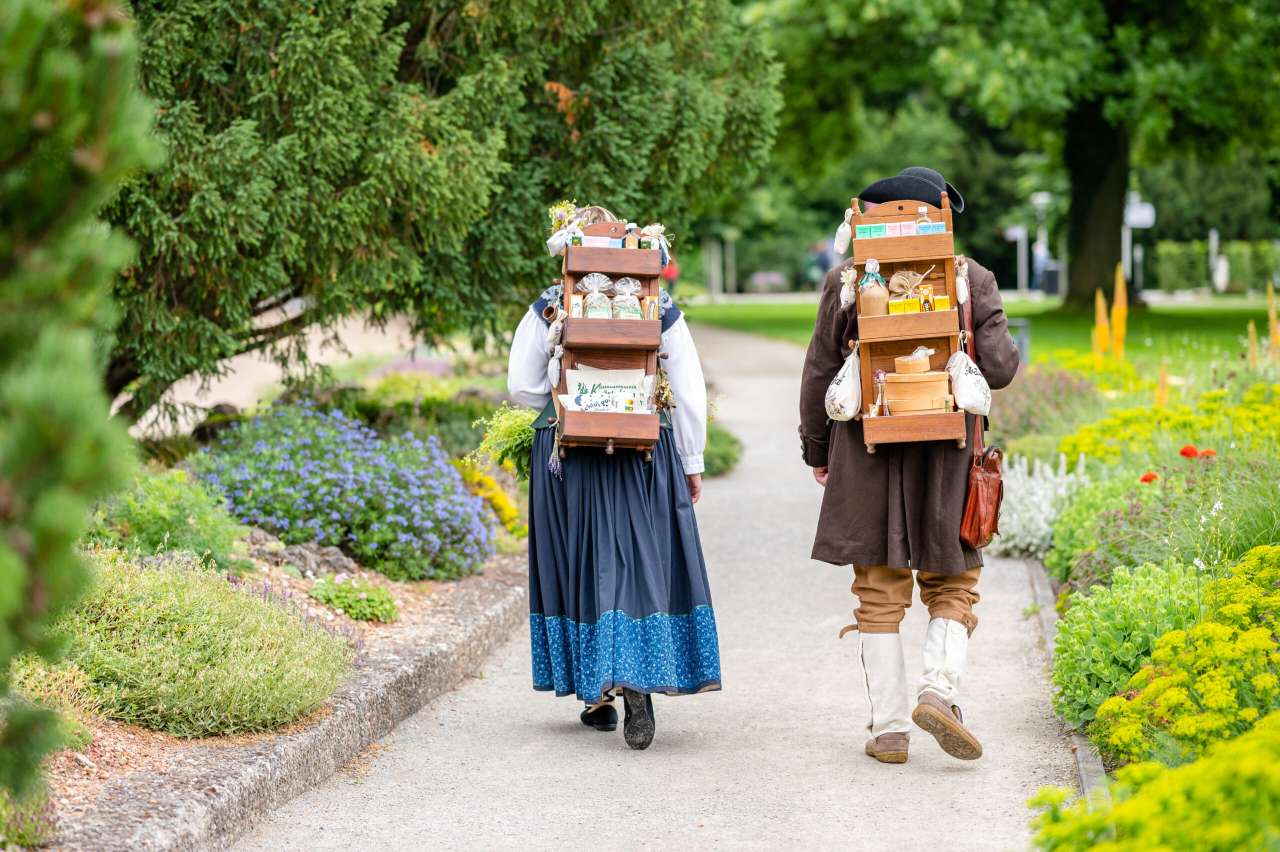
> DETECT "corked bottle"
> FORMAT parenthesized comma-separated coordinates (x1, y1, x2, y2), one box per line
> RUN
(858, 258, 890, 316)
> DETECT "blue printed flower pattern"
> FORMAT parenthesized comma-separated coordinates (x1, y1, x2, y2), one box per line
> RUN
(530, 606, 721, 703)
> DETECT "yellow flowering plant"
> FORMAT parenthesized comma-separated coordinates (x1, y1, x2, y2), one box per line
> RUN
(1089, 546, 1280, 764)
(1058, 382, 1280, 464)
(1030, 710, 1280, 851)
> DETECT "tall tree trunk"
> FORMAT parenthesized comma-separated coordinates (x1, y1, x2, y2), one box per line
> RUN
(1062, 98, 1129, 310)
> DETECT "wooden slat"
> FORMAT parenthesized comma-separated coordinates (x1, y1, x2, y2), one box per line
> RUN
(858, 309, 960, 342)
(560, 411, 660, 447)
(851, 233, 954, 263)
(565, 246, 662, 277)
(562, 318, 661, 350)
(862, 411, 966, 445)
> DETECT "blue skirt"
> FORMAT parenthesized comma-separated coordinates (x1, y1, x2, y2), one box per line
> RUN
(527, 425, 721, 704)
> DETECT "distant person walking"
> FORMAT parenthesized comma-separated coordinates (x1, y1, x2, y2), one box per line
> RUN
(661, 252, 680, 296)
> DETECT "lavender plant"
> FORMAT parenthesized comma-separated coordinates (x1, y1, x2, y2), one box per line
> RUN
(988, 454, 1089, 561)
(196, 404, 492, 581)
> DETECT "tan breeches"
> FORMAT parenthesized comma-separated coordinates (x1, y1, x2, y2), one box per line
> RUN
(851, 565, 981, 635)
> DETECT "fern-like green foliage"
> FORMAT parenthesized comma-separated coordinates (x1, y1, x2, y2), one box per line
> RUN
(0, 0, 159, 797)
(104, 0, 782, 422)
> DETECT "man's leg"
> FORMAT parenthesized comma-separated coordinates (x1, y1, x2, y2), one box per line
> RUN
(849, 565, 914, 763)
(912, 568, 983, 760)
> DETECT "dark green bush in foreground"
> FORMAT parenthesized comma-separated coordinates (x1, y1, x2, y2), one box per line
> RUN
(0, 0, 158, 798)
(59, 551, 352, 738)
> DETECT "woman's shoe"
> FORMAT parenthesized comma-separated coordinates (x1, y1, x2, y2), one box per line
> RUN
(580, 702, 618, 732)
(621, 688, 655, 750)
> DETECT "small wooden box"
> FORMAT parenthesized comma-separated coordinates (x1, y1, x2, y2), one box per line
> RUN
(884, 371, 949, 402)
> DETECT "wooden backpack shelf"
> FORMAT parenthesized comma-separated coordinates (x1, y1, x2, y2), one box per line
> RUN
(554, 220, 663, 455)
(850, 193, 967, 452)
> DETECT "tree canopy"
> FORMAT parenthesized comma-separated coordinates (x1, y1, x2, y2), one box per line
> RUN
(730, 0, 1280, 303)
(107, 0, 781, 421)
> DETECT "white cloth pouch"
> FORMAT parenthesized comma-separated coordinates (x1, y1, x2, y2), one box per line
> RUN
(825, 342, 861, 422)
(947, 350, 991, 416)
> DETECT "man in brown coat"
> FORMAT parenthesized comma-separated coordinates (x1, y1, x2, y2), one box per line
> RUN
(799, 167, 1020, 764)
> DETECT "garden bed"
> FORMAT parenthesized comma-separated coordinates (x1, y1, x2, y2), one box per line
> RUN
(45, 549, 526, 851)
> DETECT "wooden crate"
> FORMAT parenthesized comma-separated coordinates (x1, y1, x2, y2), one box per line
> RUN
(850, 192, 967, 452)
(554, 220, 663, 454)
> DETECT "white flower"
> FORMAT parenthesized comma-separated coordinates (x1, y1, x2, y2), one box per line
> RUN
(1211, 500, 1224, 516)
(987, 453, 1090, 560)
(1193, 557, 1207, 572)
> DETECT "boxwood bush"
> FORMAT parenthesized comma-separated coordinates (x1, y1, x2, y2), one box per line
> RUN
(56, 551, 351, 737)
(197, 403, 493, 581)
(1052, 561, 1204, 728)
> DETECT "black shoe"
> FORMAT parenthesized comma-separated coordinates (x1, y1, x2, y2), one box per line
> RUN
(580, 702, 617, 732)
(622, 688, 655, 750)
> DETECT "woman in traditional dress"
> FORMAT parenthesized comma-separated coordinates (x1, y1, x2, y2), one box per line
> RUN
(507, 243, 721, 750)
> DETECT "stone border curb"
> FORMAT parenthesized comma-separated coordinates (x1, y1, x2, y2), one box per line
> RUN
(54, 566, 527, 852)
(1023, 558, 1110, 793)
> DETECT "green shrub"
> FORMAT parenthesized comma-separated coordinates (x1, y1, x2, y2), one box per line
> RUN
(1007, 433, 1068, 465)
(1045, 475, 1139, 585)
(0, 0, 158, 797)
(309, 576, 398, 623)
(355, 372, 501, 458)
(1090, 546, 1280, 765)
(1153, 240, 1208, 292)
(1031, 710, 1280, 851)
(988, 365, 1106, 448)
(704, 422, 743, 478)
(86, 469, 249, 572)
(59, 551, 352, 738)
(1049, 450, 1280, 591)
(1052, 562, 1204, 727)
(0, 788, 53, 849)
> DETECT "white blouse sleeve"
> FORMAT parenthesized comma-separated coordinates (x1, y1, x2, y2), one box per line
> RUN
(661, 316, 707, 475)
(507, 308, 552, 410)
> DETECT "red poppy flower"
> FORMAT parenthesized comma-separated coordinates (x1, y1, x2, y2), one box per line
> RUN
(1199, 448, 1217, 459)
(1140, 471, 1158, 484)
(1179, 444, 1199, 459)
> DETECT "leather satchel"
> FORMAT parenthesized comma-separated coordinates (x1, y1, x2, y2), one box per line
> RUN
(959, 297, 1003, 549)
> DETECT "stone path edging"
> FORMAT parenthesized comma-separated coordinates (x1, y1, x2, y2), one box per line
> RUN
(54, 565, 527, 852)
(1023, 557, 1110, 793)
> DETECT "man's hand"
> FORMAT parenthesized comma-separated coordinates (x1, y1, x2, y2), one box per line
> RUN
(686, 473, 703, 504)
(812, 466, 829, 487)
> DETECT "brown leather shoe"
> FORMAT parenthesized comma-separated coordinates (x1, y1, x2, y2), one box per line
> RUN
(864, 732, 909, 764)
(912, 692, 983, 760)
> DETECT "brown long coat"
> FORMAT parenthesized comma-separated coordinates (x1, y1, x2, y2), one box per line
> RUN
(798, 257, 1020, 575)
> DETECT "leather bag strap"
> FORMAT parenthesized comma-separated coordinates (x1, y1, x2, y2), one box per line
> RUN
(961, 296, 984, 460)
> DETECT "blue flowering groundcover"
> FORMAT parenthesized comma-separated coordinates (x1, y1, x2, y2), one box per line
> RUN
(196, 403, 493, 580)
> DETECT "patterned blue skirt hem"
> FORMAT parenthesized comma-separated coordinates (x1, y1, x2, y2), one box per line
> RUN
(530, 606, 722, 704)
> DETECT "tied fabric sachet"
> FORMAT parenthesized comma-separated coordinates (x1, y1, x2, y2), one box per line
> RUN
(824, 341, 861, 422)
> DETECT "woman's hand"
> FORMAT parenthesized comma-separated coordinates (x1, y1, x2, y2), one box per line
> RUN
(686, 473, 703, 503)
(812, 466, 829, 487)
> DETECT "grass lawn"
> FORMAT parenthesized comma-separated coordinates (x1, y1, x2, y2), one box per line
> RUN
(686, 297, 1270, 366)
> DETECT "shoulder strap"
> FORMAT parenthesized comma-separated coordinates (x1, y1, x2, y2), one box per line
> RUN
(961, 296, 984, 459)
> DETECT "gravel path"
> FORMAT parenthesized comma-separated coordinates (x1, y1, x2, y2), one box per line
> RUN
(234, 323, 1075, 851)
